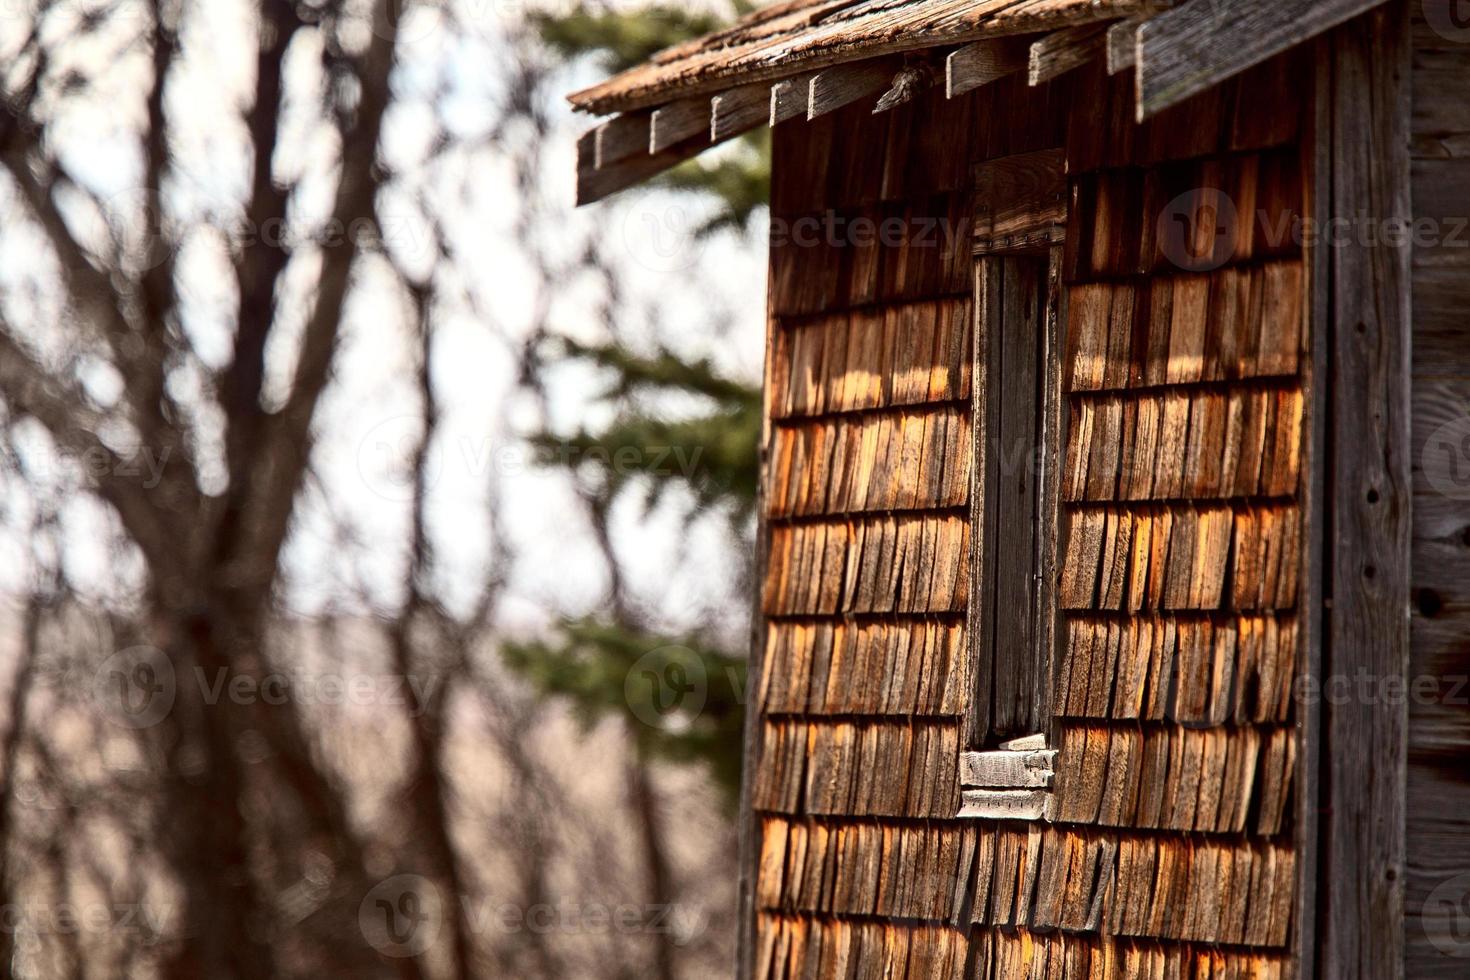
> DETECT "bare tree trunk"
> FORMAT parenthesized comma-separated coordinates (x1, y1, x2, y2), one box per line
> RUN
(0, 595, 45, 975)
(628, 747, 676, 980)
(154, 610, 286, 980)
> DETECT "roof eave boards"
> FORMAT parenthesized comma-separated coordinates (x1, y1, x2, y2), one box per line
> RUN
(1132, 0, 1391, 120)
(576, 37, 1029, 206)
(574, 0, 1389, 205)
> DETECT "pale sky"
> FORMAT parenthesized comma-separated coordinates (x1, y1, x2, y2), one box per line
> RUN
(0, 0, 769, 643)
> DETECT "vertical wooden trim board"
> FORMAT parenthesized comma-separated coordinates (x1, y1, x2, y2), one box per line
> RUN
(734, 242, 779, 980)
(1320, 4, 1413, 978)
(1297, 38, 1329, 980)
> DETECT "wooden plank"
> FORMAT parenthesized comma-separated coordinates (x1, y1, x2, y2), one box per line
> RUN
(970, 257, 1001, 750)
(735, 293, 781, 980)
(1296, 45, 1328, 980)
(1136, 0, 1390, 120)
(1000, 733, 1048, 752)
(1105, 16, 1146, 74)
(1410, 159, 1470, 268)
(649, 95, 714, 153)
(769, 72, 818, 126)
(1319, 6, 1412, 978)
(1034, 245, 1068, 740)
(960, 749, 1057, 787)
(945, 36, 1029, 98)
(1411, 47, 1470, 153)
(1407, 765, 1470, 975)
(711, 83, 772, 142)
(958, 788, 1053, 820)
(576, 128, 701, 206)
(993, 257, 1043, 737)
(808, 58, 897, 120)
(971, 252, 1057, 746)
(569, 0, 1170, 115)
(593, 110, 652, 169)
(972, 148, 1067, 245)
(1029, 22, 1109, 85)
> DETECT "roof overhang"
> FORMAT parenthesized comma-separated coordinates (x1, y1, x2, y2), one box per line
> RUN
(569, 0, 1391, 206)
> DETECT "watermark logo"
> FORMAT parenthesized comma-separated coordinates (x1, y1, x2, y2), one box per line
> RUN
(621, 194, 709, 274)
(1423, 414, 1470, 501)
(625, 646, 707, 728)
(1158, 188, 1238, 272)
(357, 415, 440, 502)
(92, 646, 175, 729)
(359, 875, 443, 958)
(1425, 0, 1470, 42)
(1424, 872, 1470, 956)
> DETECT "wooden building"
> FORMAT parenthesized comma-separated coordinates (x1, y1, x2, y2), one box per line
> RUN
(568, 0, 1470, 976)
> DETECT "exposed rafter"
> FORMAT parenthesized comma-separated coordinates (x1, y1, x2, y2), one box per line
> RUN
(649, 95, 715, 153)
(1134, 0, 1388, 118)
(1105, 16, 1147, 74)
(807, 58, 898, 120)
(593, 112, 651, 170)
(769, 73, 818, 127)
(1029, 22, 1110, 85)
(711, 83, 771, 141)
(946, 37, 1029, 98)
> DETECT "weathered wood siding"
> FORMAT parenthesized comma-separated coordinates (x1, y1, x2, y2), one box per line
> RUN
(1407, 2, 1470, 975)
(965, 55, 1312, 978)
(748, 74, 1064, 980)
(746, 54, 1320, 977)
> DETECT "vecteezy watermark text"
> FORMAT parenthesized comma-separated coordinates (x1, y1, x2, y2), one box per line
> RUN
(93, 649, 442, 729)
(358, 875, 707, 958)
(769, 211, 966, 251)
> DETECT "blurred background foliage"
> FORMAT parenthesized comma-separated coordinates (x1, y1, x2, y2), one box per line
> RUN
(508, 2, 769, 812)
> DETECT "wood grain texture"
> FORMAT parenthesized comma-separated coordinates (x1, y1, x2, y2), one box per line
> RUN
(974, 930, 1288, 977)
(735, 254, 784, 980)
(768, 72, 818, 126)
(972, 255, 1052, 745)
(996, 258, 1043, 736)
(649, 95, 714, 153)
(1320, 7, 1412, 979)
(711, 83, 772, 141)
(960, 749, 1056, 787)
(959, 788, 1052, 819)
(1106, 16, 1145, 74)
(946, 37, 1028, 97)
(972, 147, 1067, 245)
(747, 90, 999, 978)
(1135, 0, 1389, 119)
(569, 0, 1167, 115)
(808, 58, 897, 120)
(1295, 50, 1327, 980)
(593, 110, 651, 168)
(1029, 22, 1109, 85)
(576, 128, 702, 206)
(1407, 7, 1470, 969)
(756, 915, 968, 980)
(1052, 53, 1313, 975)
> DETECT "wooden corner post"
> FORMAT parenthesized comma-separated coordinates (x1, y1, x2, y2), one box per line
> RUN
(1317, 3, 1413, 977)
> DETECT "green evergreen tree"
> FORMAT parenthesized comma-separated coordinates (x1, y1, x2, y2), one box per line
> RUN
(507, 4, 769, 806)
(538, 1, 769, 233)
